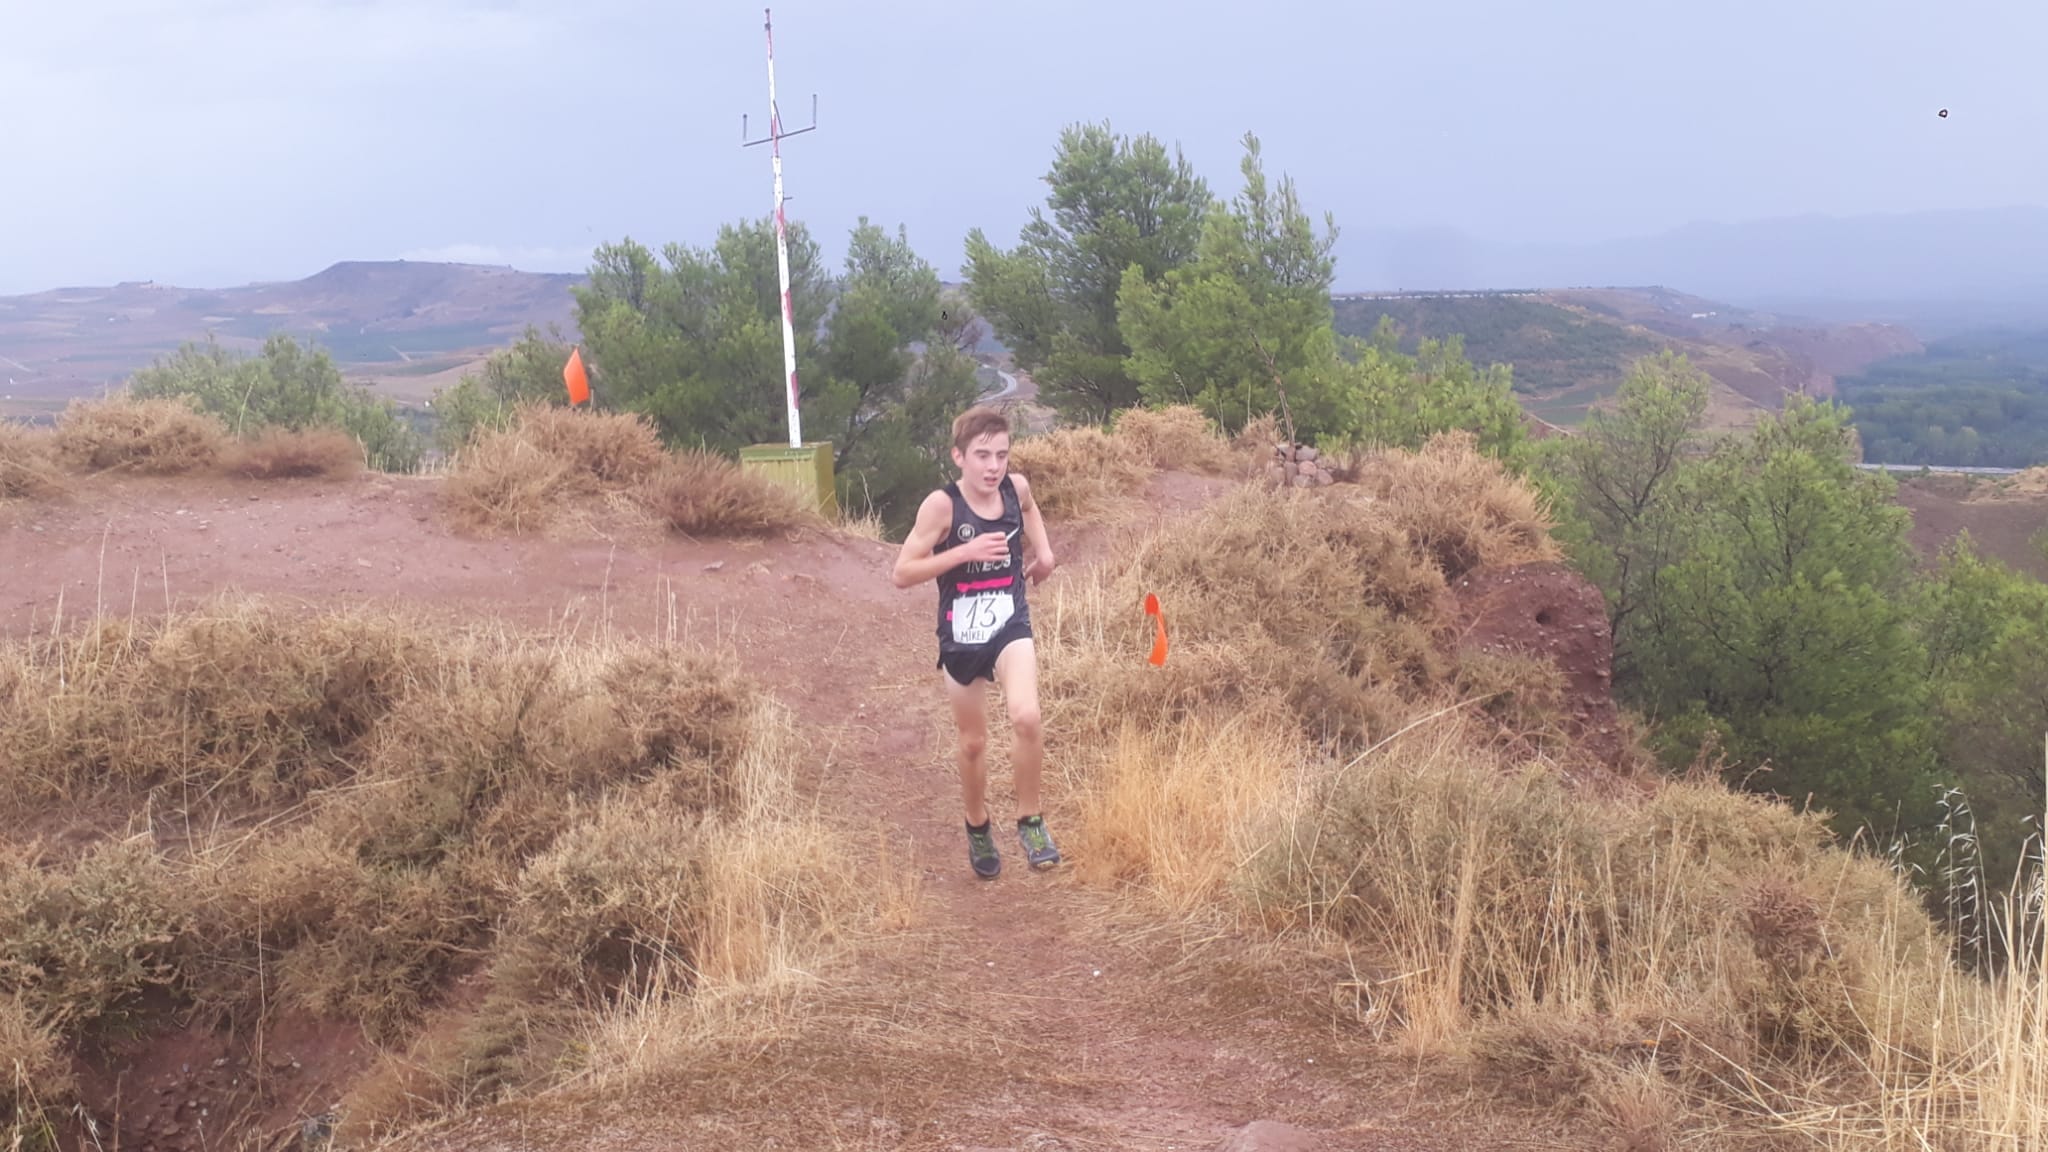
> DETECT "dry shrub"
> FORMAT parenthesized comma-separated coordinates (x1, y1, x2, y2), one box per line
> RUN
(224, 426, 364, 479)
(1252, 719, 2042, 1146)
(1, 993, 71, 1151)
(442, 404, 666, 534)
(1451, 648, 1572, 757)
(0, 422, 64, 500)
(443, 428, 573, 534)
(200, 829, 475, 1041)
(1039, 481, 1452, 750)
(1357, 429, 1558, 581)
(0, 598, 875, 1142)
(1233, 412, 1284, 455)
(561, 708, 888, 1092)
(506, 401, 666, 487)
(634, 450, 817, 538)
(1075, 714, 1307, 918)
(52, 394, 227, 475)
(1007, 426, 1151, 518)
(1470, 1010, 1690, 1150)
(1112, 405, 1240, 475)
(0, 837, 186, 1034)
(0, 600, 427, 806)
(494, 802, 714, 1007)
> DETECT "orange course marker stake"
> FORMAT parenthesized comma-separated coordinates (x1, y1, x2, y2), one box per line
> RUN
(1143, 592, 1168, 666)
(564, 346, 591, 407)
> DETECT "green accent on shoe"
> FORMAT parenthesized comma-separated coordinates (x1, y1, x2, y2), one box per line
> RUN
(966, 820, 1001, 879)
(1017, 814, 1061, 869)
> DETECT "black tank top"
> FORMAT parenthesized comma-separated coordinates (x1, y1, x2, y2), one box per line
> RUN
(934, 476, 1029, 652)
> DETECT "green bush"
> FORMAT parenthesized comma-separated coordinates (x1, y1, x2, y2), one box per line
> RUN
(130, 334, 424, 471)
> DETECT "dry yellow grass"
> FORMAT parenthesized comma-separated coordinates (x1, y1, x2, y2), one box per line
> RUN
(223, 426, 365, 480)
(52, 394, 228, 475)
(1038, 477, 1497, 751)
(1007, 426, 1152, 519)
(443, 429, 573, 533)
(1355, 429, 1559, 581)
(1038, 433, 2044, 1151)
(634, 450, 819, 539)
(442, 404, 817, 539)
(0, 597, 885, 1150)
(0, 421, 64, 500)
(503, 401, 666, 487)
(1075, 714, 1306, 918)
(440, 403, 664, 534)
(1972, 466, 2048, 501)
(0, 993, 68, 1150)
(1111, 405, 1244, 475)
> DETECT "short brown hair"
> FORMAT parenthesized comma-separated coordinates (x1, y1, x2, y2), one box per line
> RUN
(951, 406, 1010, 453)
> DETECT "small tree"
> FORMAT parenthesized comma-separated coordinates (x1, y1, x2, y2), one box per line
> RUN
(965, 121, 1212, 421)
(1539, 349, 1713, 668)
(1118, 133, 1350, 440)
(130, 334, 423, 471)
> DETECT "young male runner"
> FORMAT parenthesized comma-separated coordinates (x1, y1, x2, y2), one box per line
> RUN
(891, 406, 1061, 879)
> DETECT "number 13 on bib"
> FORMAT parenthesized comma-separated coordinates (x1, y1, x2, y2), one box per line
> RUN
(950, 591, 1014, 646)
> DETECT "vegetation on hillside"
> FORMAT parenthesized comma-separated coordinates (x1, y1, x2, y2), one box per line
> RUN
(1539, 350, 2048, 895)
(1331, 294, 1659, 396)
(8, 113, 2048, 1152)
(0, 601, 881, 1149)
(1040, 417, 2047, 1151)
(1838, 327, 2048, 468)
(969, 127, 1528, 460)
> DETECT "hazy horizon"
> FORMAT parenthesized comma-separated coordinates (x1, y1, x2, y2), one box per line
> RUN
(4, 0, 2041, 297)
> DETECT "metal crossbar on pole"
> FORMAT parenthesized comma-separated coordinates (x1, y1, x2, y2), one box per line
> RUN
(741, 8, 818, 450)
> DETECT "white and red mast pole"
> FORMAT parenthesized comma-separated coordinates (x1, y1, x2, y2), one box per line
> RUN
(746, 7, 818, 451)
(742, 10, 818, 450)
(764, 10, 800, 447)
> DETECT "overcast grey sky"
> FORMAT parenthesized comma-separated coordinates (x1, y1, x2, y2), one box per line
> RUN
(0, 0, 2038, 295)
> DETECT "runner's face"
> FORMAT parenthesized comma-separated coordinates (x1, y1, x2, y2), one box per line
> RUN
(952, 433, 1009, 494)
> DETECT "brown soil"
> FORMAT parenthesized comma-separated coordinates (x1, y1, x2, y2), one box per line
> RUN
(70, 1007, 369, 1152)
(1, 469, 1602, 1152)
(1897, 480, 2048, 581)
(1453, 561, 1627, 771)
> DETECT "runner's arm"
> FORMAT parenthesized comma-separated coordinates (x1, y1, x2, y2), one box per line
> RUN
(1012, 473, 1057, 583)
(891, 490, 961, 589)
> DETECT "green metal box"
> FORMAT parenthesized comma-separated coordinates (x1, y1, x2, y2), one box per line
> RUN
(739, 441, 838, 519)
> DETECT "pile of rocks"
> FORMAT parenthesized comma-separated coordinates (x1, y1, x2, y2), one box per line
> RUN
(1264, 442, 1337, 488)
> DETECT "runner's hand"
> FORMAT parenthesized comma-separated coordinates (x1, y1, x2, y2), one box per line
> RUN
(962, 532, 1010, 565)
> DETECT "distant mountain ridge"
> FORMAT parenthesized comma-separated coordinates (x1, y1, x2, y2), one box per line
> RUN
(0, 261, 585, 408)
(1335, 206, 2048, 332)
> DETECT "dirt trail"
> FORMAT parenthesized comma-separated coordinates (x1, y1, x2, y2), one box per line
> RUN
(1, 473, 1584, 1152)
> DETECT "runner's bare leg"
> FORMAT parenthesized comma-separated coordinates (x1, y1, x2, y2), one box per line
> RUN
(945, 673, 991, 825)
(995, 638, 1043, 818)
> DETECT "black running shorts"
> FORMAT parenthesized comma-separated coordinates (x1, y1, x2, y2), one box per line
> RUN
(938, 616, 1033, 687)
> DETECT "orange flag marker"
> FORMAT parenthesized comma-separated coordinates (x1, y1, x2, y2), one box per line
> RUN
(563, 346, 590, 407)
(1143, 592, 1168, 666)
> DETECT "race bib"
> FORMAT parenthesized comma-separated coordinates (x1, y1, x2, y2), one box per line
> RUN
(950, 591, 1014, 646)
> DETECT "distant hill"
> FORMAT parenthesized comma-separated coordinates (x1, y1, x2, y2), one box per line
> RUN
(0, 261, 583, 417)
(0, 262, 1931, 437)
(1333, 207, 2048, 319)
(1334, 286, 1921, 428)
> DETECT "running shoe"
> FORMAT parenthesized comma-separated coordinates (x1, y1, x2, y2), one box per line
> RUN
(1017, 814, 1061, 869)
(966, 820, 1001, 879)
